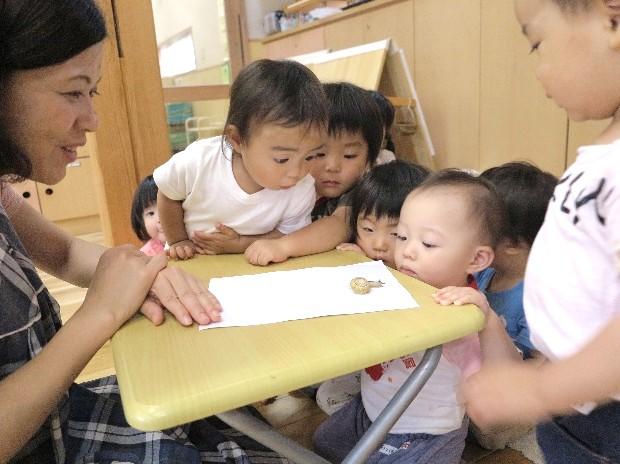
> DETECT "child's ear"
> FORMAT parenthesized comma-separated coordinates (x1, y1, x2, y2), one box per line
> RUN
(467, 245, 494, 275)
(224, 125, 244, 154)
(602, 0, 620, 48)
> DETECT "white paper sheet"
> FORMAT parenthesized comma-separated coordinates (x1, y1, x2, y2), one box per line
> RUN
(199, 261, 418, 330)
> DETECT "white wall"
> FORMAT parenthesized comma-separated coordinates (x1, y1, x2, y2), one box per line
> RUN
(151, 0, 227, 70)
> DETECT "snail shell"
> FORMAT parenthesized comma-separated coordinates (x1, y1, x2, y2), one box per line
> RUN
(350, 277, 371, 294)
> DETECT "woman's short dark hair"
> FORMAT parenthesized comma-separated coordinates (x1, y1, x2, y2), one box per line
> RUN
(369, 90, 396, 153)
(349, 160, 430, 240)
(416, 169, 507, 248)
(481, 162, 557, 247)
(131, 175, 158, 242)
(223, 59, 327, 144)
(0, 0, 107, 178)
(324, 82, 384, 166)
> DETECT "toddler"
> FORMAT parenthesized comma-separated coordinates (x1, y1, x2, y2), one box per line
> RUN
(130, 175, 165, 256)
(245, 81, 384, 265)
(369, 90, 397, 164)
(462, 1, 620, 462)
(317, 160, 430, 416)
(314, 170, 514, 463)
(154, 59, 327, 260)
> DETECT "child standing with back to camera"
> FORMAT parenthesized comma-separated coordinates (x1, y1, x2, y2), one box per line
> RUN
(461, 1, 620, 462)
(154, 59, 327, 260)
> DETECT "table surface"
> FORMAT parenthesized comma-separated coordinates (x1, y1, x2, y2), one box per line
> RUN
(111, 251, 484, 431)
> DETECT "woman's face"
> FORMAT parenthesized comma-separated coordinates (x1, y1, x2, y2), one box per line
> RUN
(1, 42, 103, 184)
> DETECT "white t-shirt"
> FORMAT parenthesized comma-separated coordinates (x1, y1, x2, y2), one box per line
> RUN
(361, 352, 464, 434)
(524, 139, 620, 412)
(153, 136, 316, 237)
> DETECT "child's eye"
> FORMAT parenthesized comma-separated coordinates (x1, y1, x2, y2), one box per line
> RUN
(396, 234, 407, 241)
(63, 91, 84, 100)
(314, 153, 325, 159)
(422, 241, 436, 248)
(89, 88, 101, 98)
(274, 158, 289, 164)
(390, 232, 398, 237)
(344, 154, 358, 160)
(362, 226, 373, 233)
(529, 42, 540, 54)
(145, 211, 155, 217)
(305, 154, 317, 162)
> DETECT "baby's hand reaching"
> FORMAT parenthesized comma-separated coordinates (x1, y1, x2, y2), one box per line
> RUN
(433, 286, 492, 318)
(245, 238, 290, 266)
(192, 224, 242, 254)
(336, 243, 364, 254)
(167, 239, 197, 260)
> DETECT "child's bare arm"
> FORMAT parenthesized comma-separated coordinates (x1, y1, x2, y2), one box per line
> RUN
(192, 225, 284, 254)
(157, 191, 195, 260)
(245, 209, 349, 266)
(433, 286, 521, 364)
(464, 313, 620, 427)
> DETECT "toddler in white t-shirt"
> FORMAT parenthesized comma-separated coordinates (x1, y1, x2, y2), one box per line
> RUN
(154, 59, 327, 260)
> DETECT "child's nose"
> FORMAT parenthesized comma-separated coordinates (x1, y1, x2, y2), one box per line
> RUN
(325, 156, 341, 172)
(373, 236, 389, 252)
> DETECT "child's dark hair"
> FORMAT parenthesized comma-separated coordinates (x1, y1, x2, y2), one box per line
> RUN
(223, 59, 327, 144)
(369, 90, 396, 153)
(349, 160, 430, 240)
(0, 0, 107, 178)
(416, 169, 507, 248)
(324, 82, 384, 166)
(481, 162, 557, 247)
(131, 175, 158, 242)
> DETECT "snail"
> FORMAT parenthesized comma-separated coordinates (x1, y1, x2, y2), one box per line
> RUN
(350, 277, 385, 294)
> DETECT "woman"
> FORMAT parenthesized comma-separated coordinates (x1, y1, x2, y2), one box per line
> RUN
(0, 1, 283, 462)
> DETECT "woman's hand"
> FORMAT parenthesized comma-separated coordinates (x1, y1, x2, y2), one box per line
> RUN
(168, 239, 197, 260)
(336, 242, 364, 254)
(140, 265, 222, 326)
(432, 286, 492, 318)
(191, 224, 242, 254)
(245, 238, 290, 266)
(80, 246, 167, 332)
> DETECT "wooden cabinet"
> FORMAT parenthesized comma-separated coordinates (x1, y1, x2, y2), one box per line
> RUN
(36, 157, 99, 222)
(261, 0, 594, 176)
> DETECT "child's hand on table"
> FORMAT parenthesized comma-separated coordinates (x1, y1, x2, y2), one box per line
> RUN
(245, 238, 290, 266)
(192, 224, 242, 254)
(433, 286, 492, 318)
(168, 239, 198, 260)
(336, 242, 365, 254)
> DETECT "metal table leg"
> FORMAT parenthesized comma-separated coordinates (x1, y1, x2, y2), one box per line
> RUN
(218, 345, 442, 464)
(342, 345, 443, 464)
(217, 408, 331, 464)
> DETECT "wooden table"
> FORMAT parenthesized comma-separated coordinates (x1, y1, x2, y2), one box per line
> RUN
(112, 251, 484, 462)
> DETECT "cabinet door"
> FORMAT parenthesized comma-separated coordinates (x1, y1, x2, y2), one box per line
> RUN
(264, 27, 325, 59)
(37, 158, 99, 222)
(10, 180, 41, 213)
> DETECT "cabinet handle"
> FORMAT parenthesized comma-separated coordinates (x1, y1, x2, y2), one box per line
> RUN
(22, 191, 31, 199)
(45, 188, 54, 195)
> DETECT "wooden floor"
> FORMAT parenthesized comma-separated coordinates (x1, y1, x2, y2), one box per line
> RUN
(44, 232, 537, 464)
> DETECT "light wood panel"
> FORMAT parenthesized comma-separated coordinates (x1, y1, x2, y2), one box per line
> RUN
(265, 27, 325, 59)
(93, 0, 139, 246)
(323, 0, 414, 76)
(479, 0, 567, 177)
(414, 0, 481, 170)
(309, 46, 387, 90)
(113, 0, 171, 180)
(36, 158, 99, 222)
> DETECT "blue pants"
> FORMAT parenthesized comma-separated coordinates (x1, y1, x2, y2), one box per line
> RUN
(536, 401, 620, 464)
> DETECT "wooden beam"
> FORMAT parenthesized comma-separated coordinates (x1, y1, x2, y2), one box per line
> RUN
(92, 0, 139, 246)
(162, 85, 231, 103)
(224, 0, 250, 79)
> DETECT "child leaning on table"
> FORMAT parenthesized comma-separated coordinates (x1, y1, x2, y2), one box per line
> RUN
(316, 160, 430, 416)
(313, 170, 519, 464)
(154, 59, 327, 260)
(245, 81, 384, 266)
(457, 1, 620, 462)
